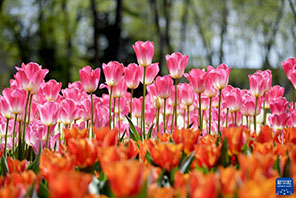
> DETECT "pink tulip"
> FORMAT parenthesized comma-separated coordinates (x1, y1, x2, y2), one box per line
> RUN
(208, 64, 231, 90)
(80, 65, 101, 93)
(289, 110, 296, 127)
(282, 58, 296, 87)
(179, 83, 195, 107)
(225, 88, 242, 112)
(204, 80, 218, 98)
(124, 63, 142, 89)
(241, 94, 262, 116)
(68, 81, 84, 92)
(80, 98, 92, 121)
(140, 63, 159, 85)
(255, 70, 272, 92)
(264, 85, 285, 109)
(41, 80, 62, 101)
(102, 61, 124, 87)
(2, 88, 27, 115)
(155, 75, 173, 99)
(133, 98, 142, 119)
(184, 69, 207, 93)
(270, 97, 288, 114)
(248, 73, 266, 97)
(133, 41, 154, 67)
(268, 112, 289, 130)
(112, 77, 127, 98)
(0, 97, 12, 118)
(15, 62, 48, 94)
(166, 52, 189, 79)
(59, 99, 80, 125)
(37, 101, 60, 126)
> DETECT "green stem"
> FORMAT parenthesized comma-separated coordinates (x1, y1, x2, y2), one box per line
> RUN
(218, 89, 222, 136)
(170, 107, 175, 134)
(27, 94, 33, 124)
(209, 97, 212, 135)
(183, 109, 186, 128)
(234, 111, 237, 127)
(156, 108, 160, 133)
(109, 86, 113, 129)
(254, 96, 258, 133)
(118, 97, 121, 136)
(226, 108, 229, 128)
(163, 99, 167, 133)
(90, 92, 94, 137)
(113, 97, 116, 129)
(130, 89, 134, 119)
(46, 125, 50, 149)
(22, 91, 31, 156)
(4, 118, 10, 157)
(263, 92, 266, 125)
(293, 88, 295, 110)
(12, 114, 18, 153)
(17, 121, 22, 159)
(174, 78, 178, 127)
(247, 116, 249, 128)
(141, 67, 147, 140)
(58, 122, 62, 145)
(187, 106, 190, 127)
(198, 93, 202, 130)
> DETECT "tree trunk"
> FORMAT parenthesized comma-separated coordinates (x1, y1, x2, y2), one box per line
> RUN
(219, 1, 228, 63)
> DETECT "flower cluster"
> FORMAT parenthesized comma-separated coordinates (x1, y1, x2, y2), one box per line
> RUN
(0, 40, 296, 197)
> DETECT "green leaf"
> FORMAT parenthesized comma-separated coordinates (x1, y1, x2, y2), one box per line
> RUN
(283, 153, 291, 177)
(119, 130, 126, 142)
(137, 180, 148, 198)
(195, 165, 209, 174)
(218, 138, 230, 167)
(25, 180, 38, 198)
(273, 155, 281, 176)
(1, 155, 9, 176)
(27, 141, 42, 173)
(38, 180, 49, 198)
(147, 124, 154, 139)
(126, 116, 141, 142)
(169, 167, 178, 186)
(187, 122, 194, 129)
(179, 151, 195, 173)
(156, 169, 166, 186)
(145, 152, 157, 166)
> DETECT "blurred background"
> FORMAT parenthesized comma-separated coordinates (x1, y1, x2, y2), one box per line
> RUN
(0, 0, 295, 96)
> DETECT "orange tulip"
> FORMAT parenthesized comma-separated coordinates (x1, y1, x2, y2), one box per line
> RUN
(257, 125, 274, 143)
(219, 166, 239, 196)
(223, 127, 247, 156)
(286, 127, 296, 144)
(64, 127, 88, 145)
(192, 141, 221, 169)
(0, 185, 25, 198)
(94, 127, 118, 147)
(148, 184, 176, 198)
(147, 140, 182, 171)
(6, 157, 27, 173)
(40, 149, 75, 180)
(68, 138, 98, 168)
(103, 160, 147, 197)
(172, 128, 200, 154)
(4, 170, 36, 190)
(48, 170, 92, 198)
(189, 171, 220, 198)
(157, 133, 171, 142)
(238, 177, 276, 198)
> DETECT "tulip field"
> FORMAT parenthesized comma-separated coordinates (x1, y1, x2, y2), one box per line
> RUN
(1, 41, 296, 197)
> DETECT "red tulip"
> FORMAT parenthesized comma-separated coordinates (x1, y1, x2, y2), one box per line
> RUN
(124, 63, 142, 89)
(155, 75, 173, 99)
(133, 41, 154, 67)
(166, 52, 189, 79)
(41, 80, 62, 101)
(270, 96, 288, 114)
(79, 65, 101, 93)
(248, 73, 266, 97)
(37, 101, 60, 126)
(184, 68, 207, 93)
(2, 88, 26, 115)
(14, 62, 48, 94)
(140, 63, 159, 85)
(102, 61, 124, 87)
